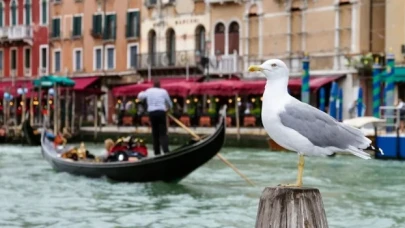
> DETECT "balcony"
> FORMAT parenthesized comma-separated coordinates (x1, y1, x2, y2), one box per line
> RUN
(207, 0, 242, 4)
(136, 51, 198, 69)
(135, 50, 243, 76)
(0, 26, 33, 44)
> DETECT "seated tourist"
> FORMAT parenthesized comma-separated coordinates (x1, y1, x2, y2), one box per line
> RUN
(54, 133, 67, 149)
(104, 138, 115, 157)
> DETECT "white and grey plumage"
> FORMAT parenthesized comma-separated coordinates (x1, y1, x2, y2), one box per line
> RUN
(248, 59, 381, 187)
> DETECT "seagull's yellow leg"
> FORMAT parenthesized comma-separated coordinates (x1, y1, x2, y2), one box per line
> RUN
(279, 154, 304, 187)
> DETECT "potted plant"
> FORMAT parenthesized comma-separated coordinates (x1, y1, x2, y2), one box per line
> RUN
(123, 106, 136, 126)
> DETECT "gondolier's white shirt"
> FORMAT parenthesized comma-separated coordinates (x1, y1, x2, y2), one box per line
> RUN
(138, 87, 173, 112)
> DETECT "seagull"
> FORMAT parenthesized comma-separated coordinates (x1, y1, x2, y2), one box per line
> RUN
(248, 59, 383, 187)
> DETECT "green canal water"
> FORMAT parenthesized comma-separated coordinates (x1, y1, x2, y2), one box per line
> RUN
(0, 144, 404, 228)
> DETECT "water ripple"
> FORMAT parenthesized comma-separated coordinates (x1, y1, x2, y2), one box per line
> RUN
(0, 145, 405, 227)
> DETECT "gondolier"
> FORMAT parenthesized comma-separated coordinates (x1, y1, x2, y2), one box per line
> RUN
(138, 80, 173, 155)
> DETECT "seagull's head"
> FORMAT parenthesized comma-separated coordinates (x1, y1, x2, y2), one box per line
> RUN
(248, 59, 289, 80)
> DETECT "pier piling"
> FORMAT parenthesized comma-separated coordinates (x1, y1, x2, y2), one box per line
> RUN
(255, 187, 328, 228)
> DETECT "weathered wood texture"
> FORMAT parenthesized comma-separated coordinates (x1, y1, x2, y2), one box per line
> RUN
(255, 187, 328, 228)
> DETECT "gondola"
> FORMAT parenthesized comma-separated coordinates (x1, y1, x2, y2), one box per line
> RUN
(40, 114, 226, 183)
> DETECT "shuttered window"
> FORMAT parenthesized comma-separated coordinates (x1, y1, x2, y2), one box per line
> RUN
(0, 2, 3, 27)
(92, 14, 102, 35)
(103, 14, 116, 40)
(52, 18, 60, 38)
(126, 11, 140, 38)
(73, 16, 82, 37)
(25, 0, 31, 25)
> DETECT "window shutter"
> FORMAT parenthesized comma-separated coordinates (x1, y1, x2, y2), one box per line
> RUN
(78, 17, 82, 35)
(25, 3, 31, 25)
(135, 11, 140, 38)
(41, 1, 47, 24)
(0, 4, 3, 27)
(126, 12, 130, 37)
(103, 15, 109, 39)
(112, 14, 117, 39)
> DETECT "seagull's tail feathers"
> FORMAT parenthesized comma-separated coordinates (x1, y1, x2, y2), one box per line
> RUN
(346, 145, 371, 160)
(365, 144, 384, 155)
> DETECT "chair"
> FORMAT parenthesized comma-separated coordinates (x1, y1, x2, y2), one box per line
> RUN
(199, 116, 211, 127)
(180, 116, 191, 127)
(243, 116, 256, 127)
(141, 116, 150, 126)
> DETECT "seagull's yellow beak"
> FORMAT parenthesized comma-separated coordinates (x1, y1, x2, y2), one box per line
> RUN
(248, 65, 263, 72)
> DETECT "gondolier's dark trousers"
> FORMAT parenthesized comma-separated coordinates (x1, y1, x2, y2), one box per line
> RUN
(149, 110, 169, 155)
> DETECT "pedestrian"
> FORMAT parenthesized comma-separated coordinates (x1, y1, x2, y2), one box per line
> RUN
(137, 79, 173, 155)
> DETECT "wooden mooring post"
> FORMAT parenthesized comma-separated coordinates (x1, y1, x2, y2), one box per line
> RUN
(255, 187, 328, 228)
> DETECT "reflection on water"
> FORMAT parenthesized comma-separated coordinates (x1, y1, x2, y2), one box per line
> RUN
(0, 144, 405, 228)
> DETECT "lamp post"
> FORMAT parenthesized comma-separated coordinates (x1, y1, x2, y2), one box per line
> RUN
(17, 86, 28, 124)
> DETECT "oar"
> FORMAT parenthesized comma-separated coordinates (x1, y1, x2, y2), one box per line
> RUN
(167, 113, 255, 186)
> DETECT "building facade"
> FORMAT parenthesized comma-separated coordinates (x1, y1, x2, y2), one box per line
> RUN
(0, 0, 49, 80)
(49, 0, 142, 123)
(208, 0, 385, 118)
(49, 0, 141, 78)
(139, 0, 211, 78)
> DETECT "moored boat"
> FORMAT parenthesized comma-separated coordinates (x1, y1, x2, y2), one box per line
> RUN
(40, 114, 226, 183)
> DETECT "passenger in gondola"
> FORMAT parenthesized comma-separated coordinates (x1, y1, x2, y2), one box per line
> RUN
(104, 137, 148, 162)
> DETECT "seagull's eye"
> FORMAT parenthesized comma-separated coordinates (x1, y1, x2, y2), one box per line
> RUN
(271, 63, 277, 67)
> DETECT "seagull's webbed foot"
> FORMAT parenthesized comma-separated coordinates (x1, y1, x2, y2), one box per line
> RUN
(278, 154, 305, 188)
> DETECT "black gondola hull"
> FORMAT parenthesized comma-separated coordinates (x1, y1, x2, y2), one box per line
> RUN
(41, 116, 226, 183)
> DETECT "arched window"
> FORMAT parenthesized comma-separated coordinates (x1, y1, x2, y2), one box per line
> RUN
(195, 25, 205, 55)
(166, 28, 176, 66)
(24, 0, 31, 25)
(0, 1, 4, 27)
(10, 0, 17, 26)
(148, 30, 156, 66)
(214, 23, 225, 55)
(228, 21, 240, 54)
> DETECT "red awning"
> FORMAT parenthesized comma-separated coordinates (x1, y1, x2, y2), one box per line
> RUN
(238, 75, 344, 95)
(113, 78, 201, 97)
(162, 81, 198, 97)
(112, 82, 153, 96)
(73, 76, 99, 90)
(0, 80, 33, 97)
(190, 80, 244, 96)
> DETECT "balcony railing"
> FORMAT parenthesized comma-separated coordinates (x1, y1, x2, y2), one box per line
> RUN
(136, 51, 199, 69)
(0, 26, 33, 41)
(207, 0, 242, 4)
(136, 50, 244, 75)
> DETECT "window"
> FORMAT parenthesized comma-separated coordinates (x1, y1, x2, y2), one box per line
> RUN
(40, 0, 48, 25)
(93, 47, 102, 70)
(52, 18, 61, 38)
(126, 10, 140, 38)
(0, 50, 3, 73)
(148, 30, 156, 66)
(73, 48, 82, 71)
(92, 14, 102, 36)
(72, 15, 82, 37)
(24, 0, 31, 25)
(228, 21, 240, 54)
(166, 28, 176, 66)
(0, 2, 4, 27)
(103, 14, 116, 40)
(105, 46, 115, 70)
(10, 49, 17, 71)
(40, 45, 48, 74)
(10, 0, 17, 26)
(24, 48, 31, 69)
(214, 23, 225, 55)
(195, 25, 205, 55)
(127, 44, 138, 69)
(53, 50, 61, 72)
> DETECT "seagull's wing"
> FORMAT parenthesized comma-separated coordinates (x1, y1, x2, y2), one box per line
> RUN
(278, 99, 371, 158)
